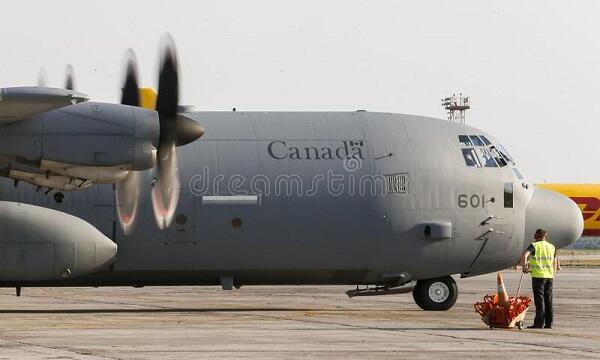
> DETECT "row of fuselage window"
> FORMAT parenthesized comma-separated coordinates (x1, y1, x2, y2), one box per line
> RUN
(459, 135, 515, 168)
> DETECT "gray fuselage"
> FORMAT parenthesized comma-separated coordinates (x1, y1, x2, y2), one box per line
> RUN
(0, 111, 582, 287)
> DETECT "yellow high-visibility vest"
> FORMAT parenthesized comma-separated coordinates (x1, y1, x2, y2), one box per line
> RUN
(529, 241, 556, 279)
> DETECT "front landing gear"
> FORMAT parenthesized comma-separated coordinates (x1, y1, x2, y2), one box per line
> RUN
(412, 276, 458, 311)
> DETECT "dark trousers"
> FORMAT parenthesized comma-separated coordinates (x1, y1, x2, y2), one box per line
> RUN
(532, 277, 553, 327)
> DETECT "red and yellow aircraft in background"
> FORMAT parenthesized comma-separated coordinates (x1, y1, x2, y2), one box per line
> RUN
(537, 184, 600, 236)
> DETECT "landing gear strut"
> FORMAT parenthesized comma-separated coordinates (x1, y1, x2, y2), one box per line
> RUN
(412, 276, 458, 311)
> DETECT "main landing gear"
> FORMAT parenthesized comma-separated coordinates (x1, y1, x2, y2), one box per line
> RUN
(412, 276, 458, 311)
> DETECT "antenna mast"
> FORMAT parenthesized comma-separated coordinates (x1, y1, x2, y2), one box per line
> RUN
(441, 93, 470, 125)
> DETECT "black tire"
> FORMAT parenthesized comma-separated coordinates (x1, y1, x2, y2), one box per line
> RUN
(412, 276, 458, 311)
(517, 321, 524, 330)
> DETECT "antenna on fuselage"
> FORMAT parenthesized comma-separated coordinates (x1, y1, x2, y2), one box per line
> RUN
(441, 93, 470, 125)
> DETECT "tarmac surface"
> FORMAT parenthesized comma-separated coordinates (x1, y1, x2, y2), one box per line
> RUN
(0, 269, 598, 359)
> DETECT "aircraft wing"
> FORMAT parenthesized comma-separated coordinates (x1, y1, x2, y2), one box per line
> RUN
(0, 87, 89, 124)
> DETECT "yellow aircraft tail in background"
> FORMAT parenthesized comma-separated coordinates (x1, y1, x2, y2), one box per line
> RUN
(139, 88, 157, 110)
(536, 183, 600, 237)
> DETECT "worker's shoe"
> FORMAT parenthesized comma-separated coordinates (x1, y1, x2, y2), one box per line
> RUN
(544, 325, 552, 329)
(527, 325, 543, 329)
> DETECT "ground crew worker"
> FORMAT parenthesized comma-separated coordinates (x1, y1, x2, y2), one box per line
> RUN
(519, 228, 561, 329)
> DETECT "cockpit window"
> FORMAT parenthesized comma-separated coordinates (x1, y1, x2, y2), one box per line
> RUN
(475, 148, 498, 167)
(458, 135, 516, 168)
(489, 146, 508, 167)
(469, 135, 485, 146)
(479, 135, 492, 145)
(462, 148, 481, 167)
(496, 144, 515, 165)
(458, 135, 472, 146)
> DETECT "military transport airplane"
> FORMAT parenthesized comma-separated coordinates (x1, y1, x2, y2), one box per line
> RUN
(0, 37, 584, 311)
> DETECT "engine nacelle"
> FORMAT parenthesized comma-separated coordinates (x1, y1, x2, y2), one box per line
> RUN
(0, 101, 159, 173)
(0, 202, 117, 281)
(8, 169, 93, 191)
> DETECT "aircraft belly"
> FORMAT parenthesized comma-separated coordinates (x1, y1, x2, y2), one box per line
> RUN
(193, 202, 373, 270)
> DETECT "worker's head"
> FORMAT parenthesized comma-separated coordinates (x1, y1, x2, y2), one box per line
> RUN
(534, 228, 548, 241)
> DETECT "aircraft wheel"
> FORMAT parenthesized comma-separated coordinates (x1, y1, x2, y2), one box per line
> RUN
(412, 276, 458, 311)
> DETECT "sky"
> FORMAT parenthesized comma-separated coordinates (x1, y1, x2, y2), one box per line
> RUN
(0, 0, 598, 183)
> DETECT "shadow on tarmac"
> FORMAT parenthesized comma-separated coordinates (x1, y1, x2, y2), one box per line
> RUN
(0, 308, 317, 314)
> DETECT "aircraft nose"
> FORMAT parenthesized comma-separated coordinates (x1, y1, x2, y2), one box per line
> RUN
(525, 187, 583, 249)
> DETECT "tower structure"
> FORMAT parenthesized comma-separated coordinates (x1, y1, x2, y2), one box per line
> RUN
(441, 93, 470, 124)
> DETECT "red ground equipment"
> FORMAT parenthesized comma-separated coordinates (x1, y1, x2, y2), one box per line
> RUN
(474, 273, 532, 330)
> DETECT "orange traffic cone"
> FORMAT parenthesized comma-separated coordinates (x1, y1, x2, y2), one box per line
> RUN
(496, 273, 510, 308)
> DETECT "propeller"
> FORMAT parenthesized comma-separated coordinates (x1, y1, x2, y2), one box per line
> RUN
(115, 50, 144, 235)
(36, 65, 75, 90)
(37, 68, 48, 87)
(152, 36, 186, 229)
(115, 39, 204, 234)
(65, 64, 75, 90)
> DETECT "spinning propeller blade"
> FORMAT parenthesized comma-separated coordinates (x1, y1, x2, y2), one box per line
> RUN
(115, 39, 204, 233)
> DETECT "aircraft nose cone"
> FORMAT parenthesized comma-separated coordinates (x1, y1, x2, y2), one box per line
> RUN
(525, 187, 584, 249)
